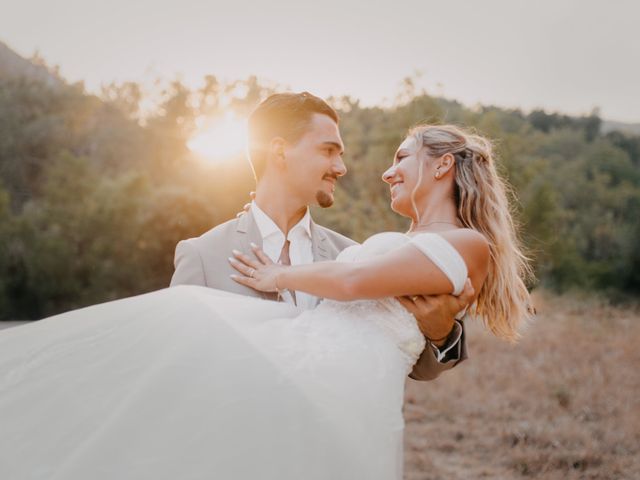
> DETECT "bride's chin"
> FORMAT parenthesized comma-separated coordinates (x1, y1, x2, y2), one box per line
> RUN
(389, 199, 410, 217)
(388, 201, 402, 215)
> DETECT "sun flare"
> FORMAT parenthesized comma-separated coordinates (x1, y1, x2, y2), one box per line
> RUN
(187, 112, 247, 162)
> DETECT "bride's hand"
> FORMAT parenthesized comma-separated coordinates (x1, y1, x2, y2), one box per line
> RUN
(228, 243, 285, 293)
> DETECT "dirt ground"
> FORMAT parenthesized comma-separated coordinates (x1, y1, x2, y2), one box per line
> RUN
(403, 291, 640, 480)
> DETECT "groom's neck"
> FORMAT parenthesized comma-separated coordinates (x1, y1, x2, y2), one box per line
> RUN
(254, 181, 308, 235)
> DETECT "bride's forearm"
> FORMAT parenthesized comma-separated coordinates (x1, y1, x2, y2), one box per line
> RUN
(235, 236, 477, 301)
(277, 262, 364, 301)
(275, 241, 468, 302)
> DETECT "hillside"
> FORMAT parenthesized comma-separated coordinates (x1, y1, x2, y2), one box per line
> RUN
(602, 120, 640, 136)
(0, 40, 62, 86)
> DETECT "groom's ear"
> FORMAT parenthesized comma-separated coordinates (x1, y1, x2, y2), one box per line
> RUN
(268, 137, 287, 170)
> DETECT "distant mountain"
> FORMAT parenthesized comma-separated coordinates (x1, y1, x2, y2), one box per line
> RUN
(602, 120, 640, 136)
(0, 40, 62, 87)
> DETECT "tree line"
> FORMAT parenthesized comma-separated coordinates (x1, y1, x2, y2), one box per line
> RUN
(1, 74, 638, 319)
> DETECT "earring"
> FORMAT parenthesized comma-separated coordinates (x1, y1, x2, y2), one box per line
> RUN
(435, 171, 441, 179)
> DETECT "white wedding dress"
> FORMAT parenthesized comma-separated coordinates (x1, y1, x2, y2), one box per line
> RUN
(0, 232, 467, 480)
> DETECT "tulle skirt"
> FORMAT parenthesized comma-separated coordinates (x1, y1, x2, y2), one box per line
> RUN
(0, 286, 409, 479)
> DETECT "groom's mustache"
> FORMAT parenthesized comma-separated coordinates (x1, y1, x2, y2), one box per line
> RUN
(322, 173, 339, 182)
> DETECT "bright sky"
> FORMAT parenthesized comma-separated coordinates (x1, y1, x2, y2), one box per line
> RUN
(1, 0, 638, 122)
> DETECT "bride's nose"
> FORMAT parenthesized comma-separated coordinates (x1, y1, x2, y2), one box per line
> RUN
(382, 165, 396, 183)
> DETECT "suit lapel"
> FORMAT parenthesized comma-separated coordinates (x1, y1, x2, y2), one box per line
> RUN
(310, 220, 330, 262)
(238, 212, 334, 304)
(308, 220, 332, 308)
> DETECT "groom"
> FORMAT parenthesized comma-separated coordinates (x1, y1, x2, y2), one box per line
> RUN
(170, 92, 471, 381)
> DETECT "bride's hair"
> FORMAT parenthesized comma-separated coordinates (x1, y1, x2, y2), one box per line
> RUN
(408, 124, 534, 341)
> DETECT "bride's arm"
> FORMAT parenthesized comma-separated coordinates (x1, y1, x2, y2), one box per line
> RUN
(231, 229, 490, 301)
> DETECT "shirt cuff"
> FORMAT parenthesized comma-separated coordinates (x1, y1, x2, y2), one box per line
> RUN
(279, 289, 296, 305)
(430, 321, 463, 362)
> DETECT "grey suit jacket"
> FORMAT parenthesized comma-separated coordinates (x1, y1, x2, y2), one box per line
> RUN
(170, 210, 466, 380)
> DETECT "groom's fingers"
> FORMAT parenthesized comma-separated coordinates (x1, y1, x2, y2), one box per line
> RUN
(457, 279, 475, 308)
(236, 192, 256, 216)
(395, 295, 418, 311)
(395, 296, 410, 309)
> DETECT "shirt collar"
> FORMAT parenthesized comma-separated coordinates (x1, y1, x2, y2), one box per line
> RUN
(251, 201, 312, 241)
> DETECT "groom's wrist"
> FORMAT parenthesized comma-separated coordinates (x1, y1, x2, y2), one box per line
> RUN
(429, 335, 449, 348)
(426, 325, 454, 348)
(428, 321, 462, 349)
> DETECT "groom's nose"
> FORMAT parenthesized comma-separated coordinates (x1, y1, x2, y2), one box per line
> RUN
(332, 156, 347, 177)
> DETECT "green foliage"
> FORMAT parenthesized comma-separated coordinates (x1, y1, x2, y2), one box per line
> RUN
(1, 75, 639, 319)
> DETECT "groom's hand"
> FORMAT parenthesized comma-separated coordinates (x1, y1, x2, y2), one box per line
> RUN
(396, 279, 474, 347)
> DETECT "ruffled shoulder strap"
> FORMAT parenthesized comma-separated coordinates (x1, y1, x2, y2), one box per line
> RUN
(408, 233, 468, 295)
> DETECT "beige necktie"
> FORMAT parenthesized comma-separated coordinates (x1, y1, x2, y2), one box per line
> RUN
(278, 239, 296, 305)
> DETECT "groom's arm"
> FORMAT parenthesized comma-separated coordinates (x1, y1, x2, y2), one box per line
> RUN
(397, 281, 474, 381)
(408, 319, 467, 381)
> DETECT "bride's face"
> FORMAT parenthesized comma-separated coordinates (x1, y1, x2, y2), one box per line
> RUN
(381, 136, 427, 217)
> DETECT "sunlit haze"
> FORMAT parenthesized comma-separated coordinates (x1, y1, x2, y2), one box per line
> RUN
(187, 112, 247, 162)
(1, 0, 638, 122)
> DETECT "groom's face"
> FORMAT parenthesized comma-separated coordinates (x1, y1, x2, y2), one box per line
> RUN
(283, 113, 346, 208)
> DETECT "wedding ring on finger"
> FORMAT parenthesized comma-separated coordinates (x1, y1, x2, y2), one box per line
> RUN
(249, 268, 255, 278)
(411, 295, 419, 302)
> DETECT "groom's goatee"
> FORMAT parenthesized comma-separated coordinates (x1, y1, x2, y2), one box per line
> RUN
(316, 191, 334, 208)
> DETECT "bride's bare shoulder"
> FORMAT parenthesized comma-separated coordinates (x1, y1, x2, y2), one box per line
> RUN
(437, 228, 490, 270)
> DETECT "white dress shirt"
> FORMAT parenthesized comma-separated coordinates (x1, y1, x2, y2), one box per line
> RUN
(251, 202, 316, 309)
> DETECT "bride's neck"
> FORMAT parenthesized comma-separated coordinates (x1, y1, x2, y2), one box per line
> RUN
(408, 200, 460, 233)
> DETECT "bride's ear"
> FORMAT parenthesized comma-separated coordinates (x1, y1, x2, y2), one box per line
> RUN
(434, 153, 455, 179)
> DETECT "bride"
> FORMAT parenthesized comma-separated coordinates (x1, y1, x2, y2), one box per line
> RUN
(0, 124, 532, 480)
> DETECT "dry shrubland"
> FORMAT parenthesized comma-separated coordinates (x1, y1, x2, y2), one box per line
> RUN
(404, 291, 640, 480)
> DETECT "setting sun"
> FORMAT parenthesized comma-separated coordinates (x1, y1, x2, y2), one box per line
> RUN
(187, 112, 247, 161)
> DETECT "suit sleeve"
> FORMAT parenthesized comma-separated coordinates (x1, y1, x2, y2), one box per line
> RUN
(408, 320, 468, 381)
(170, 240, 207, 286)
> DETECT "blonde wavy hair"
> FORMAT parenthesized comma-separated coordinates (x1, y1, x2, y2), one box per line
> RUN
(408, 124, 534, 341)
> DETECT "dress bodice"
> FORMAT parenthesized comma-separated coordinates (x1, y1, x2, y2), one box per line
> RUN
(315, 232, 468, 370)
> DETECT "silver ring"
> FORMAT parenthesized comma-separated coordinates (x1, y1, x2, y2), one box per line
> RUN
(411, 295, 419, 302)
(249, 268, 255, 278)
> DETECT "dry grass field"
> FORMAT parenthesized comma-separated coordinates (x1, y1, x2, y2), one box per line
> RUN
(404, 291, 640, 480)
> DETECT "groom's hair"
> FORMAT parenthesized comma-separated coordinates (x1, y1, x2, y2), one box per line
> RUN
(247, 92, 339, 180)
